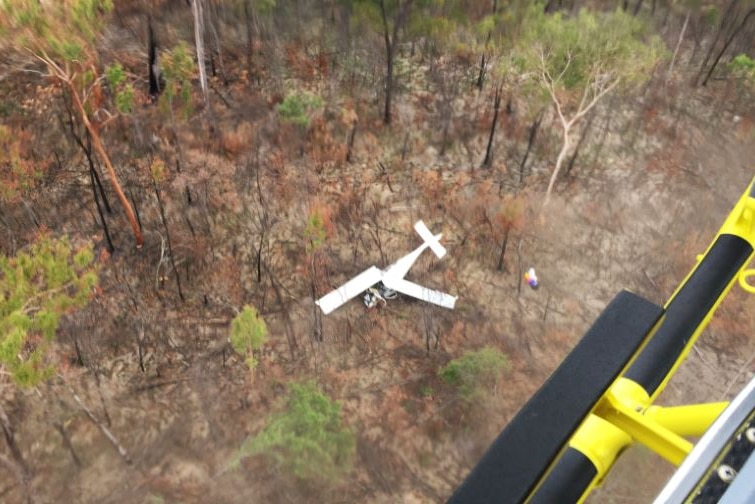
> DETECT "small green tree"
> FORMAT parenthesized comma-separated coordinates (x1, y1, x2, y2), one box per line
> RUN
(518, 8, 664, 201)
(161, 41, 196, 120)
(728, 53, 755, 89)
(304, 206, 329, 251)
(439, 347, 510, 402)
(104, 62, 135, 115)
(277, 91, 324, 128)
(236, 381, 355, 481)
(0, 235, 97, 387)
(229, 305, 267, 370)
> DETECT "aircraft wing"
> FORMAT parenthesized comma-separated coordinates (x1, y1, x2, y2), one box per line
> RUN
(382, 276, 457, 309)
(315, 266, 383, 315)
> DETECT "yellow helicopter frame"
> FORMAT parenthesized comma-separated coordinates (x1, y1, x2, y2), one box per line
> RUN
(537, 176, 755, 502)
(448, 176, 755, 504)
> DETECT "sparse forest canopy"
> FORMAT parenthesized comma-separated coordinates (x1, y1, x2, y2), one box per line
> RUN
(0, 0, 753, 502)
(516, 7, 665, 199)
(522, 8, 663, 92)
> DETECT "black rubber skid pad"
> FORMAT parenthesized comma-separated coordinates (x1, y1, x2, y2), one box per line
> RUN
(625, 234, 753, 396)
(447, 290, 664, 504)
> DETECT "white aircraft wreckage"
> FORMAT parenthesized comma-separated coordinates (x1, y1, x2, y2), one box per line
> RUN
(315, 221, 458, 315)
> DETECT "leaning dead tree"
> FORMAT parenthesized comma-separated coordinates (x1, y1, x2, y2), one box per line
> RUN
(2, 1, 143, 247)
(39, 55, 143, 247)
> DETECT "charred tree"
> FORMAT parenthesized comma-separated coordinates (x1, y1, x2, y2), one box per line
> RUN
(0, 403, 31, 494)
(544, 0, 563, 13)
(61, 103, 112, 214)
(477, 53, 487, 90)
(482, 84, 503, 168)
(378, 0, 414, 125)
(148, 16, 163, 100)
(153, 179, 185, 302)
(633, 0, 644, 16)
(519, 109, 544, 186)
(91, 165, 115, 253)
(346, 120, 357, 163)
(695, 0, 739, 86)
(129, 189, 142, 231)
(205, 2, 228, 85)
(62, 108, 116, 251)
(701, 8, 755, 86)
(496, 227, 510, 272)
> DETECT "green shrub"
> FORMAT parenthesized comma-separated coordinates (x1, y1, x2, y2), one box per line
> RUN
(161, 42, 194, 119)
(229, 305, 267, 370)
(305, 207, 327, 251)
(277, 91, 323, 128)
(439, 347, 510, 401)
(0, 235, 97, 387)
(729, 54, 755, 81)
(105, 63, 134, 113)
(236, 381, 355, 481)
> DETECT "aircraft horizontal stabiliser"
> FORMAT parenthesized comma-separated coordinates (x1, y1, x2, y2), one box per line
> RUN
(448, 175, 755, 504)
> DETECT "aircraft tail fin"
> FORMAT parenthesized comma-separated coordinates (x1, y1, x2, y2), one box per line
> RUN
(414, 220, 446, 258)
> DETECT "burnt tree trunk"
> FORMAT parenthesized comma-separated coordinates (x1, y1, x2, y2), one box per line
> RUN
(346, 120, 357, 163)
(496, 227, 510, 272)
(154, 180, 185, 302)
(128, 189, 142, 231)
(205, 2, 228, 86)
(381, 3, 395, 125)
(519, 109, 544, 185)
(254, 159, 269, 284)
(65, 82, 143, 247)
(476, 53, 487, 90)
(482, 84, 503, 168)
(0, 404, 30, 485)
(695, 0, 739, 86)
(148, 16, 162, 99)
(310, 256, 323, 342)
(53, 422, 82, 468)
(81, 133, 113, 214)
(476, 31, 491, 90)
(544, 0, 563, 13)
(379, 0, 413, 125)
(63, 103, 112, 214)
(701, 9, 755, 86)
(91, 165, 114, 253)
(439, 112, 451, 157)
(244, 1, 254, 79)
